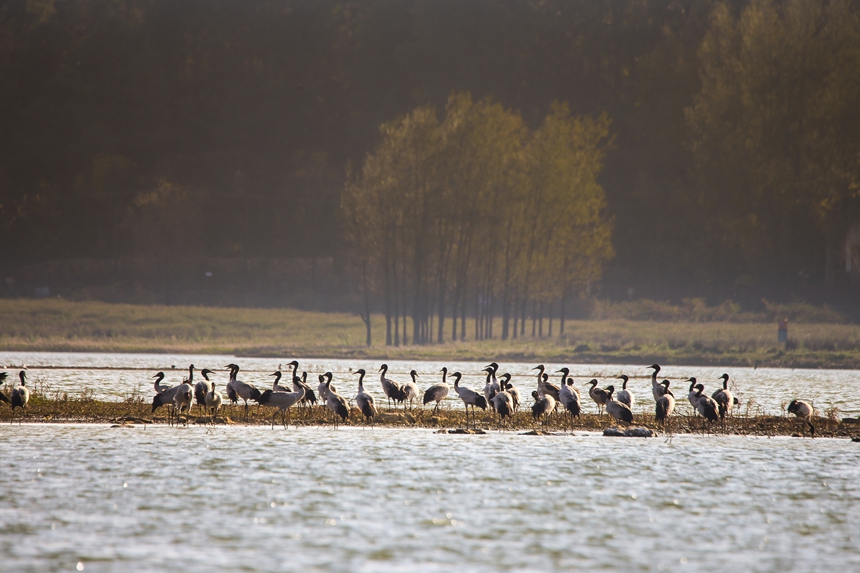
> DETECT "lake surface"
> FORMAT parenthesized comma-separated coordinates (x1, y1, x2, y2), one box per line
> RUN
(1, 424, 858, 572)
(1, 351, 858, 417)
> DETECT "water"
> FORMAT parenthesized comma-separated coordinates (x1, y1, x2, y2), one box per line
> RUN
(1, 351, 858, 417)
(1, 424, 858, 572)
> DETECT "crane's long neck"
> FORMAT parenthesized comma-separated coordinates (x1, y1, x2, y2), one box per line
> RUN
(441, 369, 447, 384)
(453, 374, 460, 389)
(273, 371, 282, 386)
(19, 371, 26, 386)
(358, 371, 365, 386)
(188, 366, 194, 383)
(291, 363, 298, 380)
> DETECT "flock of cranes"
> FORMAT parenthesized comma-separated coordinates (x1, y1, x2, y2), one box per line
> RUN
(130, 361, 819, 436)
(0, 361, 818, 436)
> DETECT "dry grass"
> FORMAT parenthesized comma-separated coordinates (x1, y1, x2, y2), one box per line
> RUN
(3, 298, 860, 368)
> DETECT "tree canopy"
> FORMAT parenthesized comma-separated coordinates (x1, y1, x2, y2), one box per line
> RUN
(2, 0, 860, 313)
(343, 94, 613, 344)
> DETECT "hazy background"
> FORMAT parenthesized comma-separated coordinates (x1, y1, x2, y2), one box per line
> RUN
(2, 0, 860, 320)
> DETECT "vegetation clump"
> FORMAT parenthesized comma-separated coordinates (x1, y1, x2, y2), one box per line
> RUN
(1, 395, 856, 439)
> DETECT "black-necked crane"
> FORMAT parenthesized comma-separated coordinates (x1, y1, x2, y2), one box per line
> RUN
(286, 360, 316, 409)
(257, 380, 304, 429)
(538, 372, 561, 404)
(271, 370, 290, 393)
(194, 368, 214, 412)
(174, 383, 193, 426)
(172, 365, 195, 426)
(453, 372, 486, 426)
(686, 377, 701, 415)
(355, 369, 377, 425)
(648, 364, 668, 402)
(615, 375, 634, 410)
(787, 400, 815, 437)
(153, 371, 170, 394)
(0, 372, 8, 407)
(604, 385, 633, 425)
(423, 368, 450, 414)
(152, 371, 184, 425)
(711, 373, 734, 420)
(484, 363, 501, 405)
(300, 372, 317, 409)
(557, 368, 581, 422)
(317, 374, 329, 406)
(655, 380, 675, 427)
(531, 389, 555, 426)
(491, 389, 513, 426)
(483, 367, 499, 411)
(224, 363, 262, 422)
(2, 371, 30, 423)
(378, 363, 402, 409)
(318, 372, 337, 408)
(586, 379, 609, 415)
(694, 384, 719, 425)
(205, 381, 223, 424)
(325, 378, 349, 427)
(403, 370, 420, 409)
(500, 373, 520, 411)
(532, 364, 546, 385)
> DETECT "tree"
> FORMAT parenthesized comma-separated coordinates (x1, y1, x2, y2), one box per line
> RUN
(687, 0, 860, 286)
(342, 93, 613, 345)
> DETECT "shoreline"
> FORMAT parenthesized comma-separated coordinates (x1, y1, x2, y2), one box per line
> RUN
(3, 345, 860, 371)
(4, 398, 859, 439)
(5, 299, 860, 370)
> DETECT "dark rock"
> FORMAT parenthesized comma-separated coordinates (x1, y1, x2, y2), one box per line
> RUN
(436, 428, 487, 434)
(603, 426, 657, 438)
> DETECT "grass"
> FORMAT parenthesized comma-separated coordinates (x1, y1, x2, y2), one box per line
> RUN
(1, 393, 857, 439)
(3, 298, 860, 368)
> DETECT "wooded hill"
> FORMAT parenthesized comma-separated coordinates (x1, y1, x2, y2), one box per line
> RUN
(2, 0, 860, 312)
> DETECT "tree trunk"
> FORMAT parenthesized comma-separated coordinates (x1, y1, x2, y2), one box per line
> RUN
(559, 288, 567, 337)
(538, 301, 543, 337)
(361, 261, 372, 347)
(548, 301, 553, 338)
